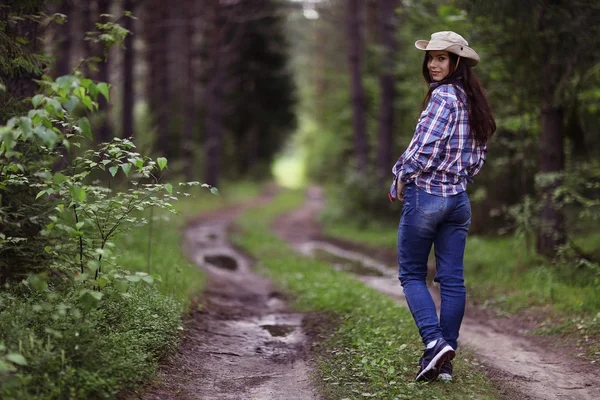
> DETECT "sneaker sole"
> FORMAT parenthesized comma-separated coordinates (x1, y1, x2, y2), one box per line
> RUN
(438, 373, 452, 381)
(415, 345, 455, 382)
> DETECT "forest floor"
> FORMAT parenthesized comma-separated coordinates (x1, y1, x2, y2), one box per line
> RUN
(128, 185, 600, 400)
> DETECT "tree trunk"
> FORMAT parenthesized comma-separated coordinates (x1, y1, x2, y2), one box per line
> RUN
(145, 0, 160, 143)
(204, 1, 224, 187)
(155, 0, 171, 157)
(536, 3, 566, 258)
(52, 0, 73, 78)
(537, 103, 566, 257)
(121, 0, 135, 139)
(376, 0, 398, 182)
(95, 0, 112, 143)
(346, 0, 370, 170)
(183, 0, 196, 179)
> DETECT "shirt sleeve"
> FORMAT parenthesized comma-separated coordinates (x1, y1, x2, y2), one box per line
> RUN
(398, 92, 455, 184)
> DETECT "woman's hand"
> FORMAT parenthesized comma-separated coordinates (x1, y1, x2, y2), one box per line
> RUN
(396, 180, 405, 201)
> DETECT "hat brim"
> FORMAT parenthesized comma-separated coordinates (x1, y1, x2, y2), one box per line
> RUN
(414, 40, 479, 67)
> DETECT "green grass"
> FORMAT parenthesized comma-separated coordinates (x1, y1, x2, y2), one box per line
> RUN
(232, 190, 499, 400)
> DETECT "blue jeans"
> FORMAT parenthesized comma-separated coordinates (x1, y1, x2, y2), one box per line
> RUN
(398, 183, 471, 350)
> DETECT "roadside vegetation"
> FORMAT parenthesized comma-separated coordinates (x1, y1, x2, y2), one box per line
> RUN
(233, 189, 499, 400)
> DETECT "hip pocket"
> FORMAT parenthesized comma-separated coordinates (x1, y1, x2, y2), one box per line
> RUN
(416, 189, 447, 216)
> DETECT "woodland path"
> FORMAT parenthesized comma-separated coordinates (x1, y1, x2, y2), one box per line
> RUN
(127, 187, 320, 400)
(272, 186, 600, 400)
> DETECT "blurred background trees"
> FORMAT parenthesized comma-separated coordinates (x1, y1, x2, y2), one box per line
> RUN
(288, 0, 599, 260)
(1, 0, 599, 266)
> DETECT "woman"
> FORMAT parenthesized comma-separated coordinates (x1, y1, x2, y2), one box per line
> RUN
(389, 31, 495, 382)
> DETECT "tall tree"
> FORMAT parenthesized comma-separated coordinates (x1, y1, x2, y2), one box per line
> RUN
(346, 0, 370, 169)
(462, 0, 600, 257)
(224, 0, 297, 177)
(203, 0, 225, 186)
(183, 0, 196, 179)
(121, 0, 135, 139)
(376, 0, 399, 182)
(52, 0, 73, 78)
(155, 0, 171, 158)
(95, 0, 112, 143)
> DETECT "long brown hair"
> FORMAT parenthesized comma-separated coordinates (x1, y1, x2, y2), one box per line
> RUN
(421, 52, 496, 145)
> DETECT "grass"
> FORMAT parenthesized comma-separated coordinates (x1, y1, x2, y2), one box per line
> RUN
(232, 189, 499, 400)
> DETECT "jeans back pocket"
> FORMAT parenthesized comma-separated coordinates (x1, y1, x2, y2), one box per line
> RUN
(416, 189, 447, 216)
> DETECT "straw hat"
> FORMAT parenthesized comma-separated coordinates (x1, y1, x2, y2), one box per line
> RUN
(415, 31, 480, 67)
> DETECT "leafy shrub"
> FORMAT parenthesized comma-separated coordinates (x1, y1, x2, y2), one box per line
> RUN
(0, 282, 181, 399)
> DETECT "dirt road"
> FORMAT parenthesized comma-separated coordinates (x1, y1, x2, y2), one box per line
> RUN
(272, 186, 600, 400)
(130, 192, 320, 400)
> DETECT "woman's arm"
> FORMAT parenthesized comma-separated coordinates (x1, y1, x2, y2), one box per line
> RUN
(398, 92, 455, 183)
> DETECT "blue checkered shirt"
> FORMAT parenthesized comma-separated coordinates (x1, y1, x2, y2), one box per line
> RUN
(389, 82, 487, 200)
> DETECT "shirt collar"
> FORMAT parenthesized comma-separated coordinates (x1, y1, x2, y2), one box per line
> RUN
(430, 79, 467, 97)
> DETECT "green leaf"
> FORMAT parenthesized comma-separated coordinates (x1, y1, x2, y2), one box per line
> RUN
(97, 276, 109, 288)
(109, 166, 118, 177)
(69, 186, 87, 202)
(76, 222, 84, 230)
(157, 157, 168, 171)
(82, 96, 94, 111)
(6, 353, 27, 366)
(97, 82, 110, 101)
(125, 275, 141, 283)
(165, 183, 173, 194)
(78, 290, 103, 310)
(79, 117, 92, 140)
(54, 172, 68, 185)
(135, 159, 144, 169)
(32, 94, 44, 108)
(35, 189, 48, 200)
(142, 275, 154, 284)
(121, 163, 132, 177)
(210, 187, 220, 196)
(0, 360, 17, 373)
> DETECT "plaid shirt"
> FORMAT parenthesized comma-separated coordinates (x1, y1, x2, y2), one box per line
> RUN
(389, 82, 487, 200)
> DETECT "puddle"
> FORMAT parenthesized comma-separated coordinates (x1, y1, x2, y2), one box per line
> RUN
(260, 324, 295, 337)
(311, 248, 385, 277)
(205, 254, 238, 271)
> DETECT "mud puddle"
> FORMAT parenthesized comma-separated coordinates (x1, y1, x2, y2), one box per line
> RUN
(131, 200, 319, 400)
(272, 186, 600, 400)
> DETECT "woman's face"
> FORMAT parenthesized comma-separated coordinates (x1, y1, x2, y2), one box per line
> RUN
(427, 50, 451, 81)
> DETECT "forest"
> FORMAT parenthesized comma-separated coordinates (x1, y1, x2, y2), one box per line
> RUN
(1, 0, 599, 399)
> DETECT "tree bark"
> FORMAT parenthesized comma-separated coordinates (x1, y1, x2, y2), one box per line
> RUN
(346, 0, 370, 170)
(121, 0, 135, 139)
(52, 0, 73, 78)
(376, 0, 398, 182)
(204, 0, 224, 186)
(536, 3, 566, 258)
(537, 103, 566, 257)
(95, 0, 112, 144)
(155, 0, 171, 157)
(183, 0, 196, 179)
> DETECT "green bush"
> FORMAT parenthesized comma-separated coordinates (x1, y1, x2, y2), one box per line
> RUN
(0, 283, 181, 400)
